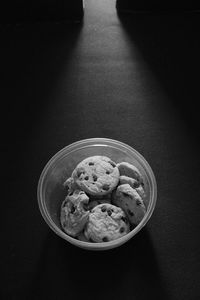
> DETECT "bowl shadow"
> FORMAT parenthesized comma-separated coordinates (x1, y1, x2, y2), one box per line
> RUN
(30, 227, 168, 300)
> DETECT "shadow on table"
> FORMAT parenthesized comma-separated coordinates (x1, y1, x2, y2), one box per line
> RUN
(1, 21, 83, 162)
(30, 228, 168, 300)
(117, 12, 200, 134)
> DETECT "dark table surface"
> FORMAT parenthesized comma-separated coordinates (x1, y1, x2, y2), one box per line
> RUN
(1, 0, 200, 299)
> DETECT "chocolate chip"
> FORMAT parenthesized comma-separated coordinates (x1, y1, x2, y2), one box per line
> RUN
(85, 176, 89, 180)
(133, 181, 140, 188)
(101, 206, 107, 212)
(106, 170, 110, 174)
(120, 227, 125, 233)
(102, 236, 108, 242)
(92, 174, 98, 181)
(107, 209, 112, 216)
(69, 191, 73, 196)
(127, 209, 134, 216)
(102, 184, 110, 191)
(70, 205, 76, 214)
(89, 162, 94, 166)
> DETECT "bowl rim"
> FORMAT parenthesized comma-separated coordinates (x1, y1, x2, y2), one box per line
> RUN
(37, 137, 157, 250)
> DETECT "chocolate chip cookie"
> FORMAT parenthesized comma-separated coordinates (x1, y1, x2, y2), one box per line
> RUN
(117, 162, 144, 185)
(72, 156, 120, 196)
(84, 203, 130, 242)
(112, 184, 146, 225)
(60, 190, 89, 237)
(119, 175, 146, 201)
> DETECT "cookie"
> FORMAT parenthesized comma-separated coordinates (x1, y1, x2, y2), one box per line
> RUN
(60, 190, 89, 237)
(117, 162, 144, 185)
(119, 175, 146, 200)
(84, 203, 130, 242)
(72, 156, 120, 196)
(112, 184, 146, 225)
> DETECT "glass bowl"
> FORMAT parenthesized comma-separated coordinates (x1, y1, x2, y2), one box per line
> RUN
(37, 138, 157, 250)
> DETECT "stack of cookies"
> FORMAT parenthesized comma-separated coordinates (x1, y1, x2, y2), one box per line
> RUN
(60, 156, 147, 243)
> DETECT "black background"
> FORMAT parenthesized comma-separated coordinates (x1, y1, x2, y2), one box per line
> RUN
(1, 0, 200, 299)
(0, 0, 84, 23)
